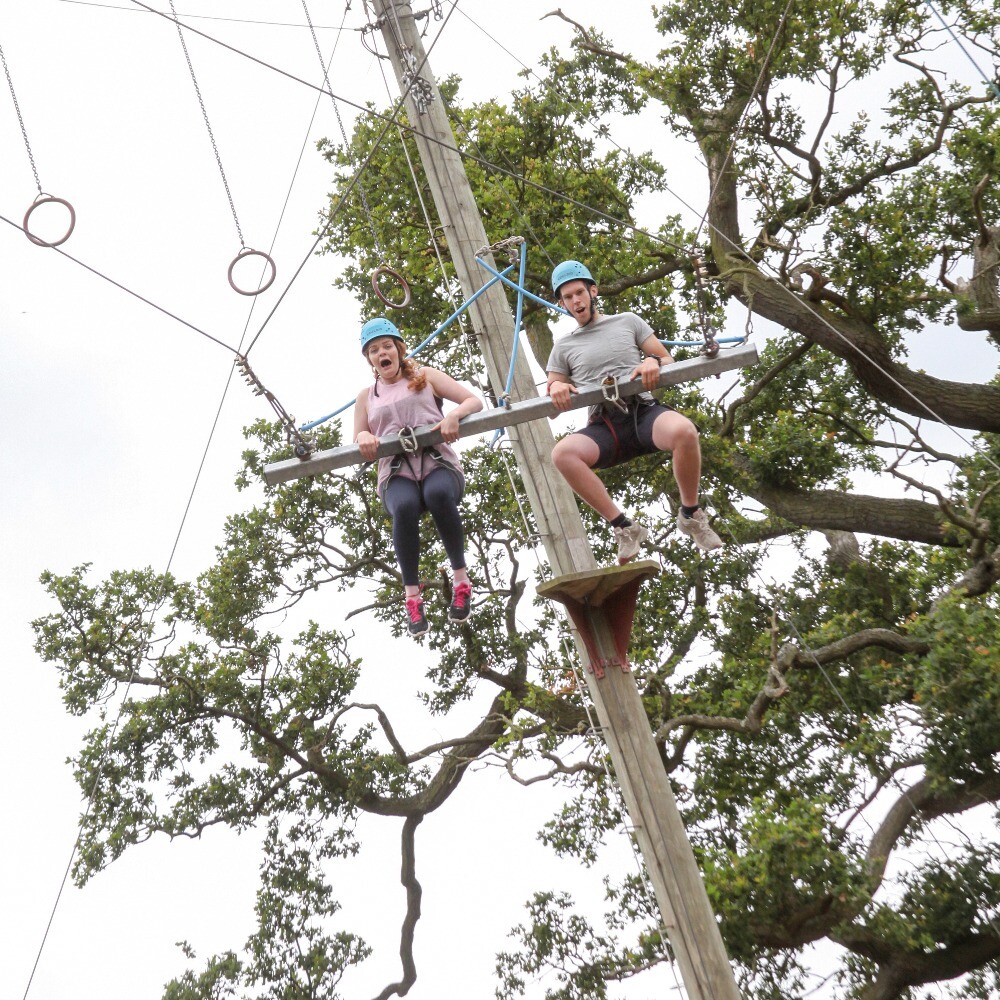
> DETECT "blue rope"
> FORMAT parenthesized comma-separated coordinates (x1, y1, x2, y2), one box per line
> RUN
(475, 254, 569, 316)
(661, 336, 746, 347)
(478, 243, 532, 446)
(923, 0, 1000, 100)
(299, 263, 516, 431)
(503, 241, 529, 401)
(475, 253, 745, 350)
(301, 249, 748, 438)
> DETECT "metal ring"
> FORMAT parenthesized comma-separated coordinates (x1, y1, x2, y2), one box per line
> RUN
(23, 194, 76, 248)
(371, 264, 412, 310)
(228, 247, 276, 296)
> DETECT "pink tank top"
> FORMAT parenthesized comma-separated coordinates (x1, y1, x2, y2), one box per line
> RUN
(366, 375, 464, 497)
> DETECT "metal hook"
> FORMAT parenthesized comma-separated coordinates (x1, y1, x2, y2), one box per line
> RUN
(601, 375, 629, 413)
(398, 425, 419, 453)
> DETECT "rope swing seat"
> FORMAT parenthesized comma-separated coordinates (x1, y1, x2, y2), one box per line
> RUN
(263, 339, 758, 484)
(263, 236, 758, 485)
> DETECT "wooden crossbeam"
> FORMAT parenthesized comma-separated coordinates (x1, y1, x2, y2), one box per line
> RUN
(263, 342, 758, 485)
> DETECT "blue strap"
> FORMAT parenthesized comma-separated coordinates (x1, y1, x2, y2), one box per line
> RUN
(299, 263, 516, 431)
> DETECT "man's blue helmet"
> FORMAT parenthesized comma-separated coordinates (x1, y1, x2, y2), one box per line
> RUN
(551, 259, 595, 295)
(360, 316, 403, 354)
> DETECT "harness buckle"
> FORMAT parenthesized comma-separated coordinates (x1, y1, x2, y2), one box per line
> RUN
(398, 426, 419, 453)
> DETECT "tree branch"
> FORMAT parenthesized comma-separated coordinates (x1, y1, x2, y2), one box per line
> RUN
(730, 455, 955, 545)
(371, 814, 423, 1000)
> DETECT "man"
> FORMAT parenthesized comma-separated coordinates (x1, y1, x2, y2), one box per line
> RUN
(545, 259, 723, 563)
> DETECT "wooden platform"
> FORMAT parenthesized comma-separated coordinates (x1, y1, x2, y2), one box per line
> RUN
(538, 559, 660, 678)
(537, 559, 660, 606)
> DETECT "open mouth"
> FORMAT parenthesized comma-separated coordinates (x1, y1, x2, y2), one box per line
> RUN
(379, 357, 394, 369)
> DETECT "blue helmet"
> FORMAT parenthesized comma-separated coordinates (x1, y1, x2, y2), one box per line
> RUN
(360, 316, 403, 354)
(551, 259, 595, 295)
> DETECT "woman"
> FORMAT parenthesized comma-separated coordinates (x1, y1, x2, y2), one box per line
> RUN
(354, 317, 482, 638)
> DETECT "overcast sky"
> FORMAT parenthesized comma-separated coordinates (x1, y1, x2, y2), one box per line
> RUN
(1, 3, 994, 1000)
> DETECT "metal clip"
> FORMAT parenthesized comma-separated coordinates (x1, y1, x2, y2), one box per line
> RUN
(601, 375, 629, 413)
(475, 235, 525, 263)
(400, 48, 434, 115)
(398, 426, 419, 453)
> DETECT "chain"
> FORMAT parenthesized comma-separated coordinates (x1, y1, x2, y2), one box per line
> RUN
(0, 39, 42, 192)
(476, 235, 525, 262)
(691, 252, 720, 357)
(168, 0, 245, 247)
(236, 355, 315, 458)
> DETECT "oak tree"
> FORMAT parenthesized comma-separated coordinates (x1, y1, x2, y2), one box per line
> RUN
(35, 3, 999, 997)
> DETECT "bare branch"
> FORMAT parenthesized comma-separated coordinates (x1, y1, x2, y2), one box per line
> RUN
(371, 814, 423, 1000)
(541, 9, 629, 61)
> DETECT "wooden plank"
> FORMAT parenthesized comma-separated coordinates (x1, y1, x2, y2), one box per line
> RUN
(263, 342, 758, 484)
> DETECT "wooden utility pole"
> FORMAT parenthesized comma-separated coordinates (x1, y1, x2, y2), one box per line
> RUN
(370, 4, 742, 996)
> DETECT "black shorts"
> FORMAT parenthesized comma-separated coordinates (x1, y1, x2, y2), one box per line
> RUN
(576, 400, 674, 470)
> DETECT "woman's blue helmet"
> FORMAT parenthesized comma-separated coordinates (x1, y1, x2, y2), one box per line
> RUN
(551, 259, 595, 295)
(360, 316, 403, 354)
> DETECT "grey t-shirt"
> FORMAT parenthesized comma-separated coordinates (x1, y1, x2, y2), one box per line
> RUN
(546, 312, 657, 408)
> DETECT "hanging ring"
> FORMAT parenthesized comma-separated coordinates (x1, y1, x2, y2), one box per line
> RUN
(228, 247, 276, 296)
(371, 264, 411, 310)
(23, 194, 76, 248)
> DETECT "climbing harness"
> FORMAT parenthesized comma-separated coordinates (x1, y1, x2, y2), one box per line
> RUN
(167, 0, 275, 295)
(0, 39, 76, 248)
(236, 355, 314, 458)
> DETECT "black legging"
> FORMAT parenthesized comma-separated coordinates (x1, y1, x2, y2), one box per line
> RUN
(382, 468, 467, 586)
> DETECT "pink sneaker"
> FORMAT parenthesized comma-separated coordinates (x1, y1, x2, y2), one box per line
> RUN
(405, 595, 429, 637)
(448, 581, 473, 622)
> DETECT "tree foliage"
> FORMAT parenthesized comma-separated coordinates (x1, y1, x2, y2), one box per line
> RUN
(33, 3, 1000, 998)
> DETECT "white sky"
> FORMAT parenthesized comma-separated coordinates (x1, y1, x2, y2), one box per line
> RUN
(1, 3, 995, 1000)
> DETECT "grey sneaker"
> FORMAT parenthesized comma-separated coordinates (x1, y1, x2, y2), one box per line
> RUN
(676, 508, 723, 551)
(614, 521, 649, 564)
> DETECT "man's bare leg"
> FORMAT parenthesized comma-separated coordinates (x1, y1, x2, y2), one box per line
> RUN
(652, 411, 701, 507)
(551, 434, 620, 520)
